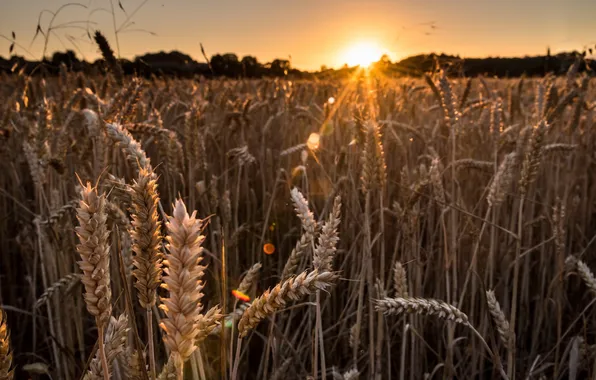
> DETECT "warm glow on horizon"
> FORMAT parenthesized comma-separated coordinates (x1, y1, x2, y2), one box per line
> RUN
(341, 41, 385, 68)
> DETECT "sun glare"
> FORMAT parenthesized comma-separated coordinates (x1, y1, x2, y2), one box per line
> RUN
(342, 41, 384, 68)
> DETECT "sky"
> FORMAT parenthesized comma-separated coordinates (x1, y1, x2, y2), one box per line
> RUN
(0, 0, 595, 71)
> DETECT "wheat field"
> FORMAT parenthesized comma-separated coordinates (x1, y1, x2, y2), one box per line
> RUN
(0, 41, 596, 380)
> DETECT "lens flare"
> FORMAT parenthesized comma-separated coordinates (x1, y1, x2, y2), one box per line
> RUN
(263, 243, 276, 255)
(307, 133, 320, 151)
(232, 289, 250, 302)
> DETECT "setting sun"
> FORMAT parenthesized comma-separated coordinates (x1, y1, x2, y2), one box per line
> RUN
(341, 41, 385, 68)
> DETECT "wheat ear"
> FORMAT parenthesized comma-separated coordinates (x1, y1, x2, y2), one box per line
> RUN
(487, 152, 517, 207)
(128, 167, 163, 380)
(104, 122, 150, 171)
(376, 297, 508, 379)
(290, 187, 316, 236)
(342, 368, 359, 380)
(35, 273, 81, 308)
(76, 183, 113, 326)
(237, 263, 262, 295)
(282, 188, 317, 280)
(375, 297, 469, 324)
(238, 270, 338, 337)
(392, 262, 408, 297)
(194, 305, 224, 345)
(75, 183, 112, 380)
(486, 290, 512, 349)
(566, 256, 596, 293)
(519, 120, 547, 196)
(93, 31, 123, 86)
(84, 314, 129, 380)
(361, 120, 387, 192)
(159, 199, 207, 377)
(313, 195, 342, 272)
(117, 349, 144, 380)
(0, 308, 14, 380)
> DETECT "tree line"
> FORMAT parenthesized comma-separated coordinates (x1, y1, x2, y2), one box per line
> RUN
(0, 49, 593, 78)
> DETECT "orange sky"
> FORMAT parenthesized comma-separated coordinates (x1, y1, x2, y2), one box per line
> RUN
(1, 0, 595, 71)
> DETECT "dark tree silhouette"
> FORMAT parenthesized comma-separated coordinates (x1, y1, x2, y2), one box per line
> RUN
(241, 55, 260, 77)
(51, 50, 79, 68)
(210, 53, 243, 77)
(1, 47, 594, 79)
(268, 59, 290, 76)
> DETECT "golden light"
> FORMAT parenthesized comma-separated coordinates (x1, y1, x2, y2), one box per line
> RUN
(341, 41, 384, 68)
(263, 243, 276, 255)
(307, 132, 320, 150)
(231, 289, 250, 302)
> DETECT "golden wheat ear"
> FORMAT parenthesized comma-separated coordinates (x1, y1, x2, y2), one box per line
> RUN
(238, 270, 338, 337)
(0, 308, 14, 380)
(75, 182, 112, 328)
(75, 182, 112, 380)
(159, 199, 222, 379)
(281, 188, 317, 280)
(313, 195, 341, 272)
(128, 166, 163, 380)
(128, 167, 164, 307)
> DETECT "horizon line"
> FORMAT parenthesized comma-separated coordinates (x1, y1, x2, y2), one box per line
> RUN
(0, 47, 590, 72)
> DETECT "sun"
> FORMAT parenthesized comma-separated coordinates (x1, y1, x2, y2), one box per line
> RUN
(341, 41, 385, 68)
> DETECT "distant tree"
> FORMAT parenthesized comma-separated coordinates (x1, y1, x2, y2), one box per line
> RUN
(51, 50, 79, 67)
(269, 59, 290, 76)
(222, 53, 241, 77)
(210, 53, 242, 76)
(371, 54, 392, 71)
(320, 64, 328, 72)
(210, 54, 225, 75)
(379, 54, 391, 64)
(241, 55, 260, 77)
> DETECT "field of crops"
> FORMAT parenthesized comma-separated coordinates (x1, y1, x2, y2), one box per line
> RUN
(0, 57, 596, 380)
